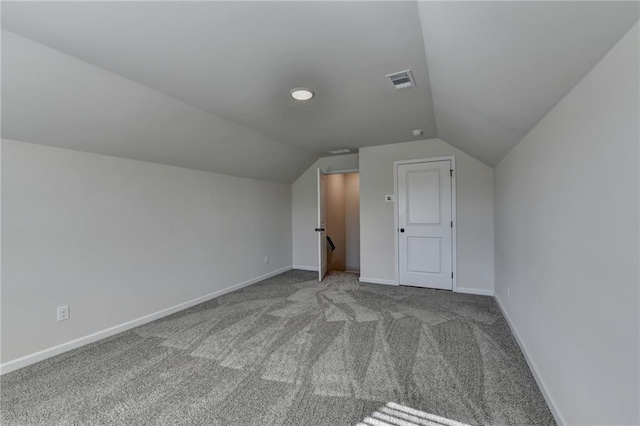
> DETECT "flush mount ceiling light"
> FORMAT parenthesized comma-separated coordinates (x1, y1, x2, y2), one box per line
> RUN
(290, 88, 315, 101)
(412, 129, 423, 136)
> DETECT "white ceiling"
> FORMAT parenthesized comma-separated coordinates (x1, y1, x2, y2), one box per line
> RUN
(2, 1, 638, 179)
(418, 1, 639, 165)
(1, 30, 314, 183)
(1, 1, 438, 157)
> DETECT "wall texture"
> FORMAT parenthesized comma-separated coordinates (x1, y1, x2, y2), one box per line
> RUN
(1, 139, 293, 367)
(359, 138, 494, 292)
(494, 23, 639, 425)
(291, 154, 359, 270)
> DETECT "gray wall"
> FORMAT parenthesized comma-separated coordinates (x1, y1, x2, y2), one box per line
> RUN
(359, 138, 494, 292)
(494, 23, 639, 425)
(1, 139, 293, 365)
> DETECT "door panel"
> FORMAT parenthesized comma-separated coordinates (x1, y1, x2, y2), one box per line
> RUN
(407, 237, 442, 273)
(407, 170, 441, 224)
(317, 168, 327, 281)
(398, 160, 453, 289)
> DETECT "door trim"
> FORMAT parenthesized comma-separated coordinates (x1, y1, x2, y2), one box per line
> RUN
(393, 156, 457, 290)
(324, 168, 359, 175)
(317, 168, 328, 281)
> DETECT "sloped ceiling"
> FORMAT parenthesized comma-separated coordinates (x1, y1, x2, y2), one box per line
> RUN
(2, 1, 638, 182)
(418, 1, 639, 165)
(1, 1, 438, 163)
(1, 30, 315, 183)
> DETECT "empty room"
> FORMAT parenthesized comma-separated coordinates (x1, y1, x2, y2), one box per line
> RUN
(1, 1, 638, 425)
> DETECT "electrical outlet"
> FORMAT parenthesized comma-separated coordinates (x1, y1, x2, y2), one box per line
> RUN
(264, 256, 269, 264)
(57, 305, 70, 322)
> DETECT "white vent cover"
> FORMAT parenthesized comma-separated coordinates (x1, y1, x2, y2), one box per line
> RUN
(386, 70, 416, 89)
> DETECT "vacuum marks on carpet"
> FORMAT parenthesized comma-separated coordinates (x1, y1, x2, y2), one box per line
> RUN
(1, 271, 555, 425)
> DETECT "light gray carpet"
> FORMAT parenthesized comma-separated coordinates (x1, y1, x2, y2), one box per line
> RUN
(1, 271, 555, 425)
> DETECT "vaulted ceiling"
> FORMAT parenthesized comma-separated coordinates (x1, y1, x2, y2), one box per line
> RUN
(2, 1, 638, 182)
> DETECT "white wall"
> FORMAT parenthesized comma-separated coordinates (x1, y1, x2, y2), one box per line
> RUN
(291, 154, 359, 270)
(1, 139, 293, 368)
(359, 139, 494, 292)
(494, 23, 639, 426)
(344, 173, 360, 272)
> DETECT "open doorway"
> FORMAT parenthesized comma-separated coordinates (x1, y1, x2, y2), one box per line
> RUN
(325, 172, 360, 275)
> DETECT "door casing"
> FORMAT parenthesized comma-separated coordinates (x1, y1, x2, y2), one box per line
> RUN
(317, 168, 328, 281)
(393, 156, 457, 290)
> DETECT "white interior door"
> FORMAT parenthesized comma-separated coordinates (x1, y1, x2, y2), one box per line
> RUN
(316, 168, 328, 281)
(398, 160, 453, 289)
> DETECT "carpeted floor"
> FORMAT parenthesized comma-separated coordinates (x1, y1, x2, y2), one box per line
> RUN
(1, 271, 555, 425)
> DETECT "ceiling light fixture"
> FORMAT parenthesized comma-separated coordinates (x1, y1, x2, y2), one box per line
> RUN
(329, 149, 351, 155)
(290, 88, 315, 101)
(412, 129, 423, 137)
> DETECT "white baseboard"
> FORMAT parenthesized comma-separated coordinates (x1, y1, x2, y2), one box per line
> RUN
(293, 265, 318, 272)
(494, 295, 566, 426)
(0, 266, 292, 375)
(454, 287, 495, 296)
(359, 277, 398, 286)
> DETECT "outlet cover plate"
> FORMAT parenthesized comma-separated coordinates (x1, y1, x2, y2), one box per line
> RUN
(57, 305, 70, 322)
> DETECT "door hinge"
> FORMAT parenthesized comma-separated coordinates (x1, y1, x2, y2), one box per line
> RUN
(451, 272, 454, 279)
(450, 169, 453, 177)
(451, 221, 453, 228)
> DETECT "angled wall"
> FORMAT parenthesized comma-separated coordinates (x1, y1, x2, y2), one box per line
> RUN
(1, 30, 313, 184)
(494, 23, 639, 425)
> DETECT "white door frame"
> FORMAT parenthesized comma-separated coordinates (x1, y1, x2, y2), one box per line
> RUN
(393, 156, 457, 291)
(324, 168, 359, 175)
(317, 168, 360, 278)
(317, 168, 328, 281)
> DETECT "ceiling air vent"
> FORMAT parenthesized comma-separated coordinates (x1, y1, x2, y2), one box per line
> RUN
(386, 70, 416, 90)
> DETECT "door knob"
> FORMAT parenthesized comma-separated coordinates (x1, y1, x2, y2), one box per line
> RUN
(400, 228, 405, 233)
